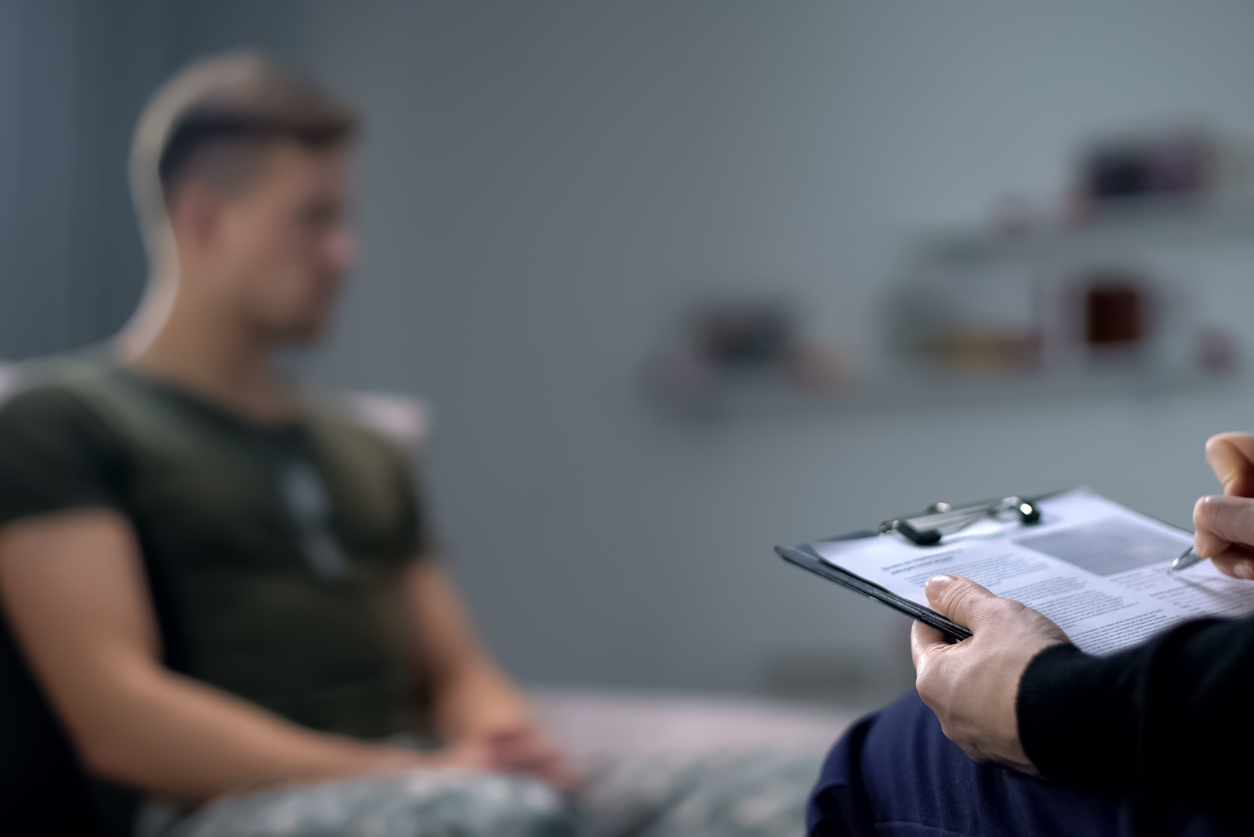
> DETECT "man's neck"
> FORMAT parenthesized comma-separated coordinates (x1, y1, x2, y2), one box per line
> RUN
(117, 276, 300, 424)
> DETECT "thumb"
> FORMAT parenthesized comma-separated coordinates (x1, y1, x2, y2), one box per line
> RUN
(924, 574, 998, 631)
(1205, 433, 1254, 497)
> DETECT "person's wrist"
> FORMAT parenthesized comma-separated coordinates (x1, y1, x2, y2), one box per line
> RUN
(1014, 643, 1102, 783)
(215, 743, 425, 801)
(324, 740, 428, 779)
(1001, 641, 1070, 771)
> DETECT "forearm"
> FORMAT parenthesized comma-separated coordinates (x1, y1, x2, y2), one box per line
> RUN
(0, 512, 423, 802)
(72, 662, 421, 800)
(402, 561, 535, 740)
(1018, 615, 1254, 802)
(433, 657, 533, 740)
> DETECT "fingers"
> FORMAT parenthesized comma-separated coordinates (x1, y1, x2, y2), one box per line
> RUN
(1205, 433, 1254, 497)
(1210, 548, 1254, 580)
(440, 739, 497, 773)
(1193, 495, 1254, 562)
(924, 574, 1001, 630)
(511, 751, 580, 789)
(481, 729, 581, 788)
(910, 619, 944, 670)
(490, 734, 556, 768)
(1194, 435, 1254, 579)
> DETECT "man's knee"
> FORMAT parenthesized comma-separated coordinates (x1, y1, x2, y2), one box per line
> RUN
(443, 772, 576, 837)
(173, 770, 577, 837)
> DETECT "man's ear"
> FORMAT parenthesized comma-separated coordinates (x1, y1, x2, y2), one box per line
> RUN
(167, 182, 222, 255)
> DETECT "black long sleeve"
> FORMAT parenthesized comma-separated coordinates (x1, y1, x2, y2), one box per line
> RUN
(1017, 615, 1254, 808)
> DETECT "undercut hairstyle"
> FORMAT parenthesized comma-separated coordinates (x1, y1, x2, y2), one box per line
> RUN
(130, 51, 357, 256)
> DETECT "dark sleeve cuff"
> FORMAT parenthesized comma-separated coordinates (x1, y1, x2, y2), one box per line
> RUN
(1017, 643, 1140, 790)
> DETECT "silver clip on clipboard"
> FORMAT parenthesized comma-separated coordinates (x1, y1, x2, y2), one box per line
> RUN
(879, 496, 1041, 546)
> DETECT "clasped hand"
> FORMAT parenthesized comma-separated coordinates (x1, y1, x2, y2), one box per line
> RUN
(436, 723, 579, 789)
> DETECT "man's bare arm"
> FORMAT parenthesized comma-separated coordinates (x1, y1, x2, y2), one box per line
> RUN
(402, 561, 533, 740)
(0, 509, 430, 801)
(402, 561, 578, 787)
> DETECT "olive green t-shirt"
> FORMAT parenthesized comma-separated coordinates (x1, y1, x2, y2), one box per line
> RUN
(0, 359, 432, 739)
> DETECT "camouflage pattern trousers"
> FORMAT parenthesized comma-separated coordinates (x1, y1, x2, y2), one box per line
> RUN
(140, 749, 823, 837)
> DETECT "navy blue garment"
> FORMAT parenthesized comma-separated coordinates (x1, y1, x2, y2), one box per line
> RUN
(808, 691, 1242, 837)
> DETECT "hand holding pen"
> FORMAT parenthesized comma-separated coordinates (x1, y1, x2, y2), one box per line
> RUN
(1174, 433, 1254, 578)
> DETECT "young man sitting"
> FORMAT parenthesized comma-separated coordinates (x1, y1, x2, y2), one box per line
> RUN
(0, 53, 816, 837)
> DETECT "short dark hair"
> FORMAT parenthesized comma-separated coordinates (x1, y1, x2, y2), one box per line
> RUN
(131, 51, 357, 252)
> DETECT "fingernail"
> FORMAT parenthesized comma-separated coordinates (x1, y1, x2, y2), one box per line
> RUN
(926, 574, 956, 593)
(1237, 563, 1254, 580)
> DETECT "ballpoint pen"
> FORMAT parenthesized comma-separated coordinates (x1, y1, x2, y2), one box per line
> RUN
(1170, 546, 1204, 573)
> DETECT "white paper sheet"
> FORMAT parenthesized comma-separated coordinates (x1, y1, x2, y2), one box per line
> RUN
(812, 489, 1254, 655)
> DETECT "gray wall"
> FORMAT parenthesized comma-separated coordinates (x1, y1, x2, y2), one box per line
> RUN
(0, 0, 169, 358)
(8, 1, 1254, 696)
(287, 1, 1254, 694)
(0, 1, 79, 356)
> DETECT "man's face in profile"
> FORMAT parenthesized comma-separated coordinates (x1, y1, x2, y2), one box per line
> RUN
(212, 141, 355, 344)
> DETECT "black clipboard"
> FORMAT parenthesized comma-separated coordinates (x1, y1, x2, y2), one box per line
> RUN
(775, 537, 973, 643)
(776, 492, 1068, 642)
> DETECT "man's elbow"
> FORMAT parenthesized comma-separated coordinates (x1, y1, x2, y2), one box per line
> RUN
(56, 668, 170, 788)
(76, 734, 140, 785)
(66, 703, 158, 787)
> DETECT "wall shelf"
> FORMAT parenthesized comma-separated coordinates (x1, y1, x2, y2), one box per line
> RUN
(918, 200, 1254, 267)
(654, 365, 1238, 421)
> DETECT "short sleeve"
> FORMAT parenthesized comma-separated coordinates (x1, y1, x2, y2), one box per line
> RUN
(0, 385, 128, 528)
